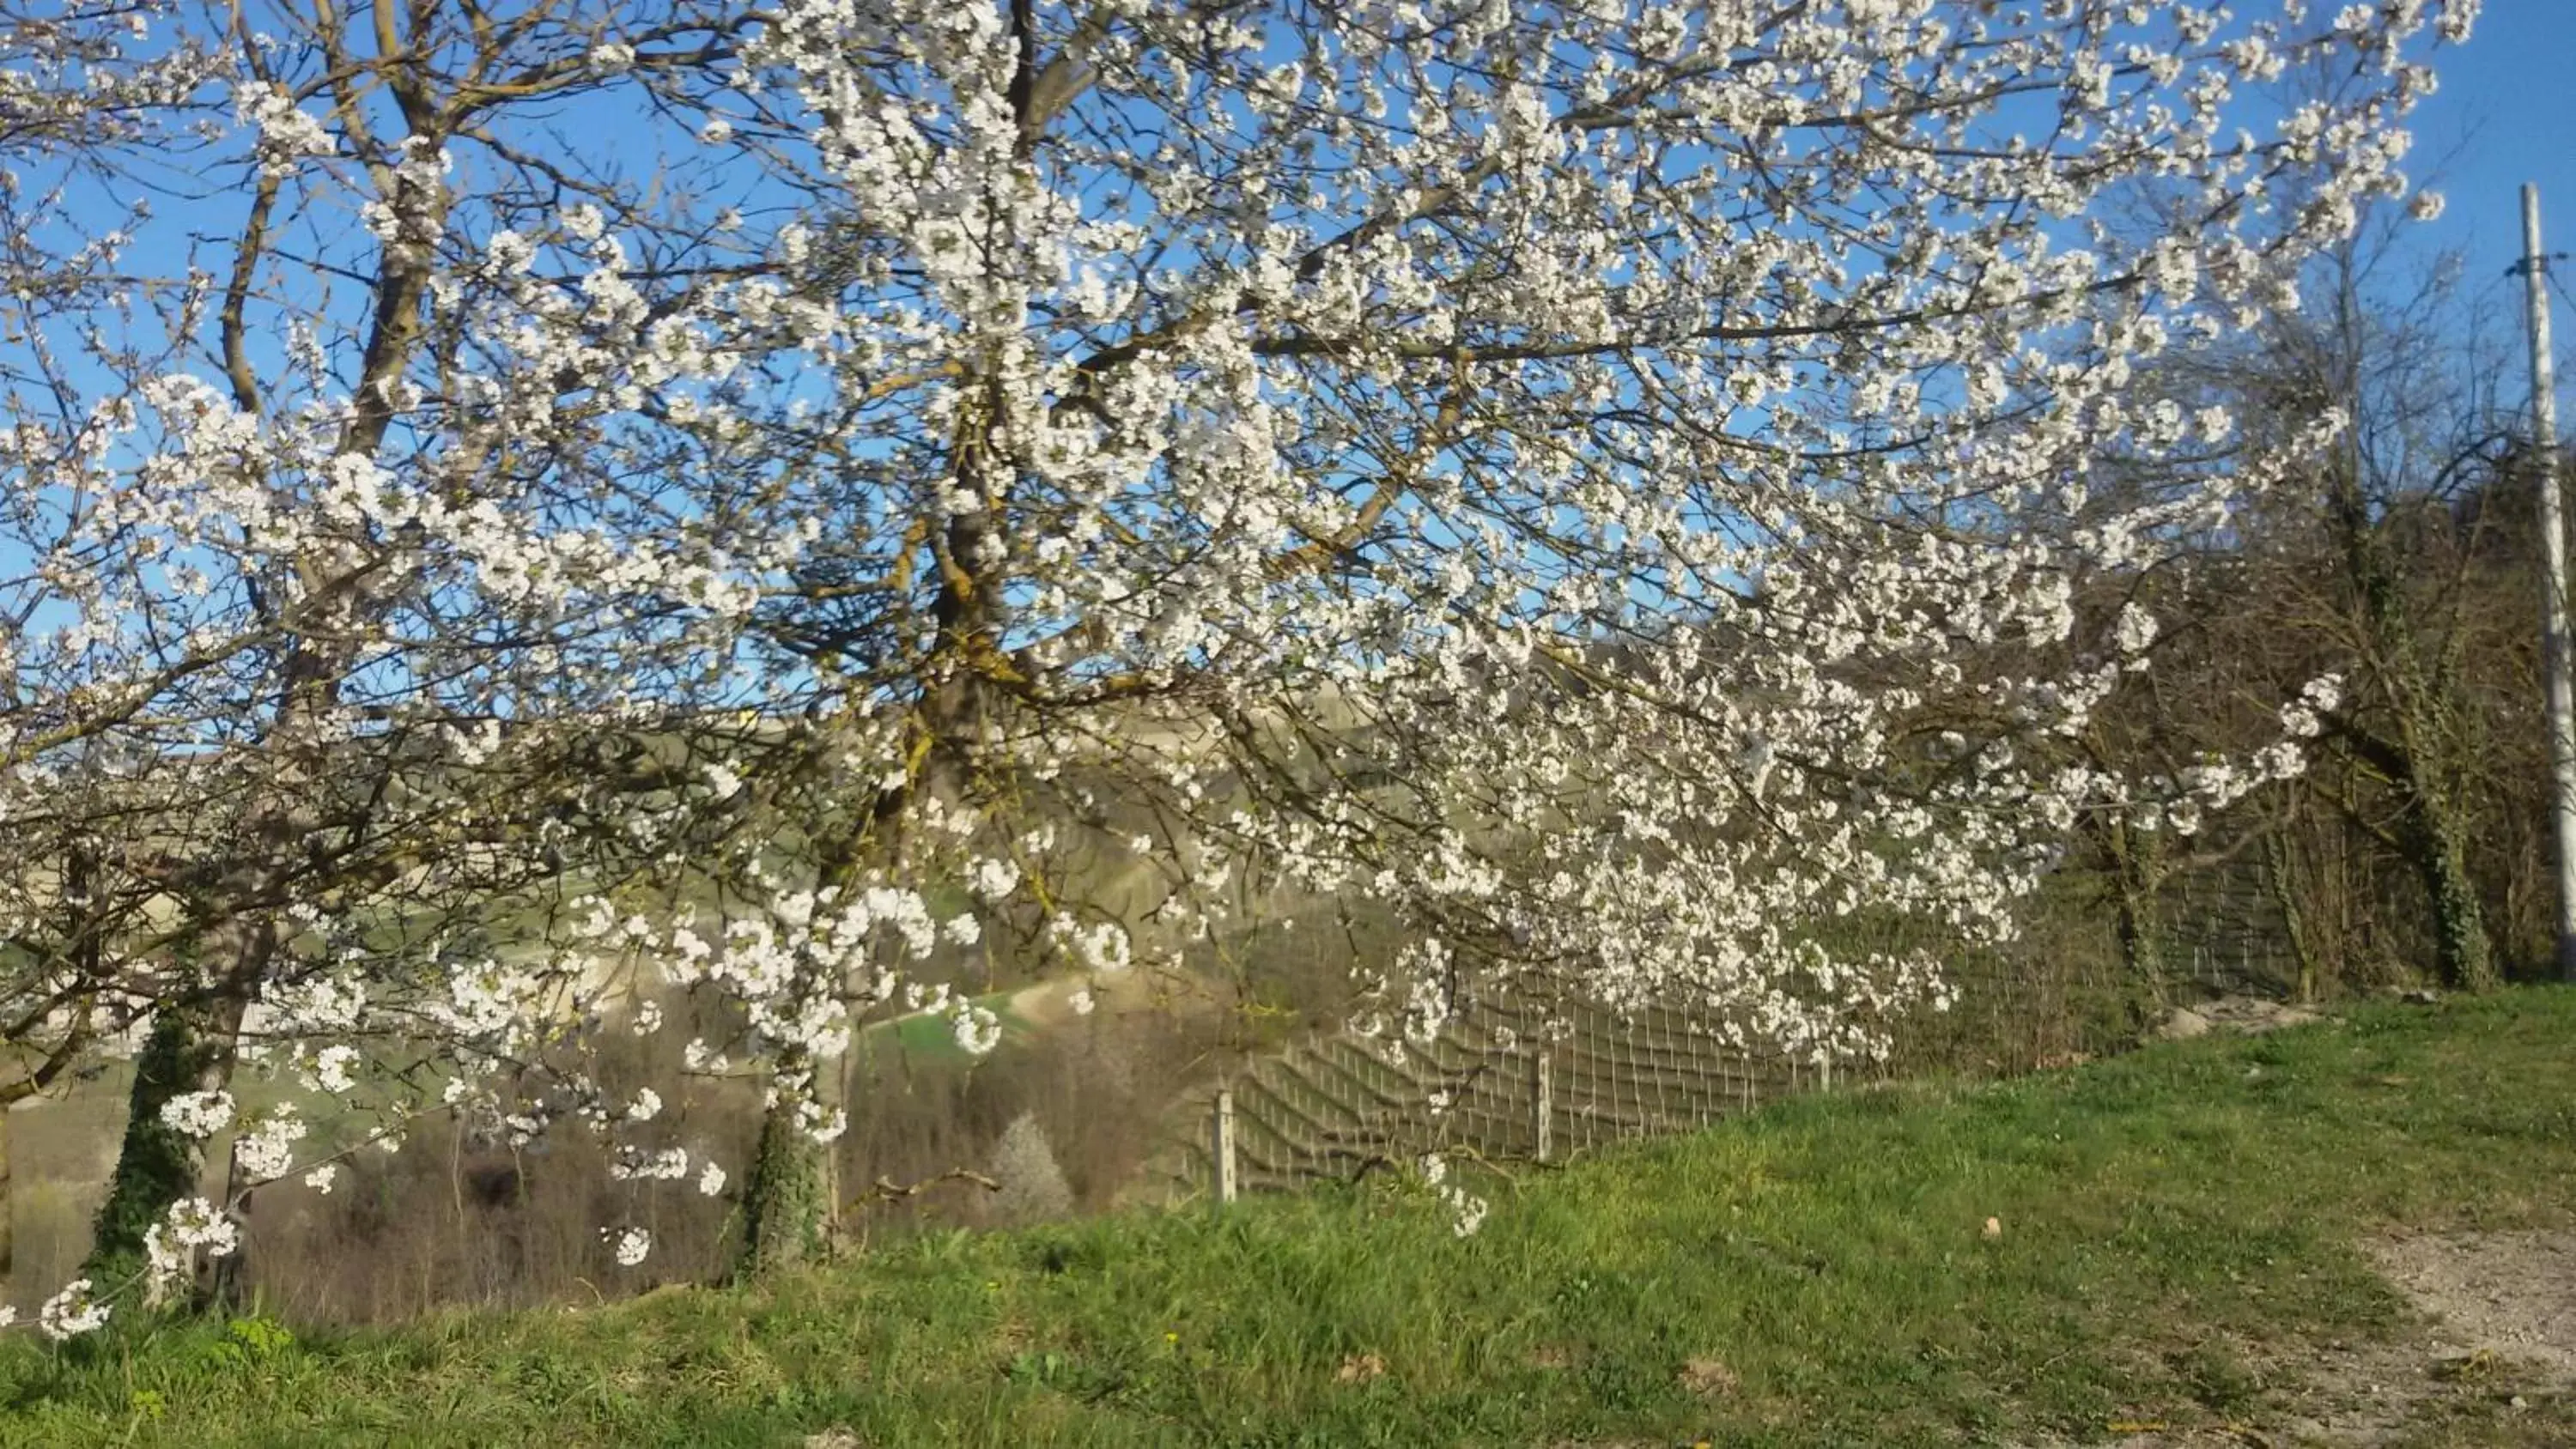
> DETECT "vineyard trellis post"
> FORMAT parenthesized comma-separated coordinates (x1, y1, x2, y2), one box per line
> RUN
(1212, 1088, 1238, 1204)
(1533, 1050, 1553, 1164)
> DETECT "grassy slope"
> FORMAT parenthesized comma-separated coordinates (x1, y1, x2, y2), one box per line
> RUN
(3, 991, 2573, 1448)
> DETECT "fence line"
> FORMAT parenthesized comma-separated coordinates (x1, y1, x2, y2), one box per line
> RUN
(1144, 851, 2330, 1203)
(1145, 991, 1851, 1201)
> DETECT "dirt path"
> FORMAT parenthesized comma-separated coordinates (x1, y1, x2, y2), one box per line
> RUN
(2023, 1231, 2576, 1448)
(2362, 1231, 2576, 1381)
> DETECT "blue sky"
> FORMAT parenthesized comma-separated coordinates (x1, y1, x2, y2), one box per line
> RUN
(2411, 4, 2576, 276)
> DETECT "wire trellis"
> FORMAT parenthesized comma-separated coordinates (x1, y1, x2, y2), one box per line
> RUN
(1145, 991, 1845, 1200)
(1143, 846, 2333, 1203)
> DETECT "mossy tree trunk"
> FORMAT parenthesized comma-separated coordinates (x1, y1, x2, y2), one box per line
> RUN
(2318, 417, 2499, 995)
(84, 915, 272, 1307)
(2409, 803, 2497, 991)
(0, 1104, 12, 1284)
(2090, 809, 2172, 1029)
(83, 1009, 230, 1292)
(735, 1055, 829, 1278)
(78, 64, 451, 1313)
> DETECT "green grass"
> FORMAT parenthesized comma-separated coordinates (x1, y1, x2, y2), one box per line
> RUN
(6, 991, 2575, 1447)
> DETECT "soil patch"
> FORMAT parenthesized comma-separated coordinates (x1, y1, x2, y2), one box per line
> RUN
(2019, 1233, 2576, 1447)
(2363, 1230, 2576, 1379)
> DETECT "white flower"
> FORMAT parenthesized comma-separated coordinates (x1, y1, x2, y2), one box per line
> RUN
(38, 1279, 109, 1341)
(1448, 1189, 1490, 1238)
(1067, 987, 1096, 1017)
(1413, 1155, 1486, 1235)
(2254, 740, 2308, 780)
(969, 858, 1021, 901)
(229, 1106, 307, 1184)
(235, 81, 335, 178)
(697, 1161, 727, 1196)
(1051, 917, 1132, 973)
(951, 1002, 1003, 1056)
(143, 1197, 240, 1305)
(313, 1044, 361, 1095)
(605, 1226, 651, 1267)
(628, 1087, 663, 1122)
(2113, 602, 2159, 657)
(303, 1164, 340, 1194)
(611, 1145, 691, 1181)
(160, 1089, 235, 1139)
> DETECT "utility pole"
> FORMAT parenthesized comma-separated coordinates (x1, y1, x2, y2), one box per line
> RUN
(2514, 184, 2576, 983)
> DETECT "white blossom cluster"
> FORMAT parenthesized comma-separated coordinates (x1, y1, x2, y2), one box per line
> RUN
(1417, 1155, 1489, 1239)
(603, 1225, 652, 1268)
(143, 1197, 241, 1307)
(233, 1106, 309, 1183)
(37, 1279, 110, 1342)
(159, 1090, 236, 1141)
(708, 0, 2469, 1067)
(234, 81, 334, 178)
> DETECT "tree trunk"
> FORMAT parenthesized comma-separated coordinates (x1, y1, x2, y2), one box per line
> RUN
(2096, 814, 2169, 1025)
(87, 87, 453, 1312)
(83, 1006, 234, 1294)
(2410, 801, 2497, 992)
(735, 1058, 828, 1279)
(819, 1048, 848, 1246)
(737, 373, 1009, 1270)
(208, 1137, 257, 1307)
(0, 1103, 12, 1284)
(2114, 879, 2164, 999)
(85, 912, 271, 1304)
(82, 210, 422, 1303)
(2265, 828, 2324, 1003)
(2322, 452, 2499, 993)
